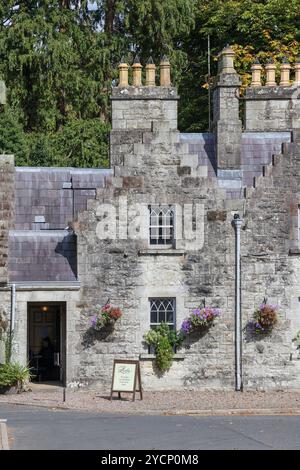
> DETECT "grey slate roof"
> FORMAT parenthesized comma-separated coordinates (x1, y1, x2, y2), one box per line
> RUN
(9, 230, 77, 283)
(15, 167, 113, 230)
(10, 168, 112, 283)
(180, 133, 216, 177)
(241, 132, 291, 187)
(180, 131, 291, 198)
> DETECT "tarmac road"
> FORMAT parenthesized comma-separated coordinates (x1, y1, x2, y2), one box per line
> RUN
(1, 403, 300, 450)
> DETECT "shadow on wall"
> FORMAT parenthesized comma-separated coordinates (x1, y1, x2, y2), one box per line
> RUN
(55, 233, 78, 280)
(204, 133, 217, 175)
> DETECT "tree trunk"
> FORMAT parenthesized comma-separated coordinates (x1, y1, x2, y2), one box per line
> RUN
(105, 0, 116, 34)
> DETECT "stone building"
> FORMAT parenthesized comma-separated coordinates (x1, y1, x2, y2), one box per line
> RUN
(1, 46, 300, 390)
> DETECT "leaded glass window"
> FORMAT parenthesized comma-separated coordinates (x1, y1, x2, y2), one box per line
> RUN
(149, 205, 174, 246)
(149, 298, 175, 329)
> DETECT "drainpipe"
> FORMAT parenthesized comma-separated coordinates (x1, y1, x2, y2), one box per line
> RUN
(10, 283, 16, 334)
(232, 214, 243, 391)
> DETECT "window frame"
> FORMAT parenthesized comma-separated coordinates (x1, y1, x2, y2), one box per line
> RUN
(148, 204, 175, 248)
(149, 297, 176, 330)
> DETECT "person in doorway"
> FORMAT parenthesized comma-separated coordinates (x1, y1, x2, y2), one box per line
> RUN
(39, 336, 55, 380)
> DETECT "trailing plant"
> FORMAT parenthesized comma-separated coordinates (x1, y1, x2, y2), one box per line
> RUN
(0, 362, 32, 391)
(90, 304, 122, 331)
(155, 336, 174, 373)
(143, 323, 185, 373)
(181, 306, 221, 334)
(4, 330, 14, 364)
(0, 309, 8, 340)
(293, 331, 300, 342)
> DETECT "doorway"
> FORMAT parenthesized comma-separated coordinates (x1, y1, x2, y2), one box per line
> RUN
(27, 303, 66, 385)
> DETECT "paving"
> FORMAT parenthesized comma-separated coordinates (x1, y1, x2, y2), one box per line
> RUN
(1, 383, 300, 416)
(0, 419, 9, 450)
(1, 403, 300, 450)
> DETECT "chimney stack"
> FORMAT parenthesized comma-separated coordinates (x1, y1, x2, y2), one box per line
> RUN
(212, 45, 242, 170)
(145, 57, 156, 86)
(118, 58, 129, 87)
(250, 59, 262, 87)
(160, 56, 171, 87)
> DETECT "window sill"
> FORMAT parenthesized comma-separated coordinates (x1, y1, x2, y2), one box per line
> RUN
(139, 353, 185, 361)
(138, 249, 186, 256)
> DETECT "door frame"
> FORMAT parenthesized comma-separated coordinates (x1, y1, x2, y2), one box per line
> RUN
(27, 302, 67, 386)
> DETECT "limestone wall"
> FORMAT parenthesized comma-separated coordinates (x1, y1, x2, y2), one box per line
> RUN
(244, 86, 300, 131)
(71, 89, 300, 391)
(0, 155, 15, 285)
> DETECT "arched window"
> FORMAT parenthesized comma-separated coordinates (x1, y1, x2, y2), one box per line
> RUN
(149, 298, 176, 329)
(149, 205, 174, 246)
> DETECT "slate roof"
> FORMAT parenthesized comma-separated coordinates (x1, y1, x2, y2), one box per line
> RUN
(180, 131, 291, 198)
(9, 168, 112, 283)
(14, 167, 113, 230)
(9, 230, 77, 283)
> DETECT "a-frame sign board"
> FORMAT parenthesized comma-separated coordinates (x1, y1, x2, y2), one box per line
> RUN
(110, 359, 143, 402)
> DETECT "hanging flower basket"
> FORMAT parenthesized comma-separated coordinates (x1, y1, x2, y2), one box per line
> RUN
(90, 304, 122, 331)
(248, 302, 278, 336)
(181, 306, 221, 334)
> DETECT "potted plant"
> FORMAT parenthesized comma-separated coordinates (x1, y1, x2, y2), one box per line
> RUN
(90, 303, 122, 331)
(0, 309, 8, 364)
(181, 306, 221, 334)
(0, 362, 32, 394)
(143, 323, 184, 373)
(292, 331, 300, 347)
(249, 302, 278, 336)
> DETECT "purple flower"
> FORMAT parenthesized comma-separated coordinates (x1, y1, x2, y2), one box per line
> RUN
(91, 315, 97, 327)
(181, 319, 191, 333)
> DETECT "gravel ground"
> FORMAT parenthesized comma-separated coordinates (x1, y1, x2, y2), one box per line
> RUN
(1, 384, 300, 414)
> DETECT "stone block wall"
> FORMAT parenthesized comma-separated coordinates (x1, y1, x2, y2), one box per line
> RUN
(111, 86, 179, 132)
(0, 155, 15, 286)
(241, 136, 300, 389)
(212, 71, 242, 169)
(70, 87, 300, 391)
(72, 87, 244, 391)
(244, 86, 300, 131)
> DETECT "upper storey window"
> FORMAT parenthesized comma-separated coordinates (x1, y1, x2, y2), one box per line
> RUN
(149, 205, 174, 247)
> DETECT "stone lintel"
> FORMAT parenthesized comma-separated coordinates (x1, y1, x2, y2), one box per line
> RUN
(139, 353, 185, 360)
(289, 248, 300, 256)
(138, 249, 186, 256)
(245, 86, 300, 101)
(111, 86, 179, 101)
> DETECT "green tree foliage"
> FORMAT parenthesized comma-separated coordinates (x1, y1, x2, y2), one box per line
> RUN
(179, 0, 300, 131)
(0, 0, 195, 167)
(0, 106, 29, 163)
(1, 1, 300, 162)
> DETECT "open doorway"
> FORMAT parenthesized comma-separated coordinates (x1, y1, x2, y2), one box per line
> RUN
(27, 303, 66, 385)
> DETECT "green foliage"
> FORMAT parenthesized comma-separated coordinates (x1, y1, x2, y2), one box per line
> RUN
(0, 309, 7, 340)
(293, 330, 300, 342)
(4, 330, 14, 364)
(179, 0, 300, 131)
(144, 323, 184, 373)
(0, 107, 29, 163)
(0, 362, 31, 389)
(0, 1, 194, 167)
(155, 335, 174, 373)
(26, 119, 110, 168)
(1, 1, 300, 158)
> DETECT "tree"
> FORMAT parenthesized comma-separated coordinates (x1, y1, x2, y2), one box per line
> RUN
(178, 0, 300, 132)
(0, 106, 28, 164)
(0, 1, 195, 166)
